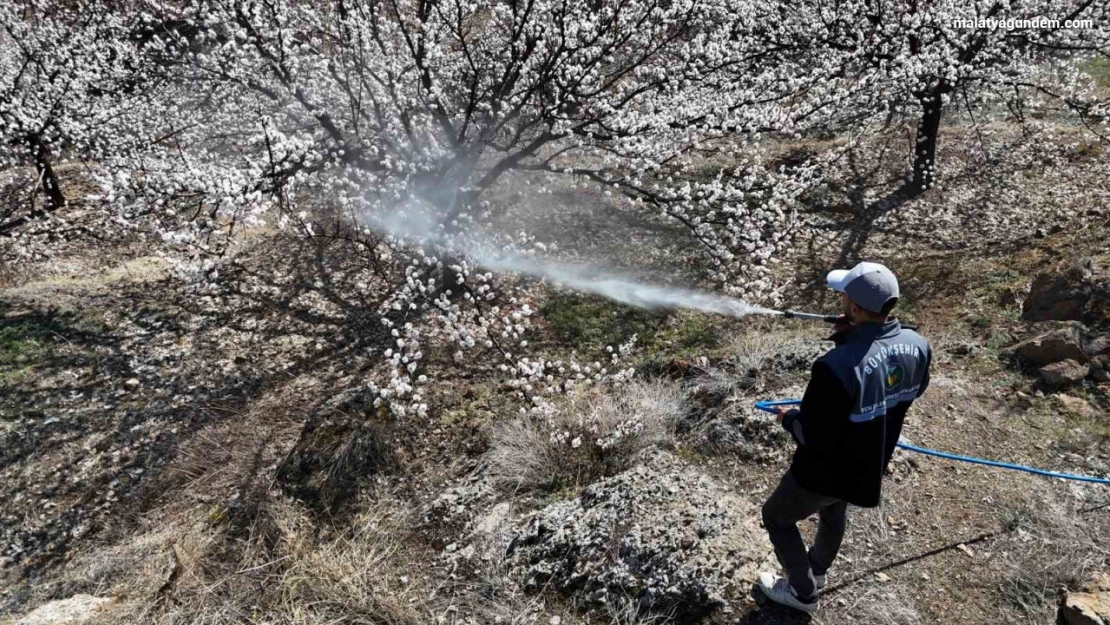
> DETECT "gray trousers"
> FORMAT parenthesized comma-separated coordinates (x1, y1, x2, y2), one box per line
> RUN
(761, 471, 848, 599)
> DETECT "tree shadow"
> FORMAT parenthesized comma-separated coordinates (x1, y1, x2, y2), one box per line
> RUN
(0, 227, 408, 581)
(789, 142, 916, 309)
(789, 125, 1106, 313)
(822, 531, 1000, 599)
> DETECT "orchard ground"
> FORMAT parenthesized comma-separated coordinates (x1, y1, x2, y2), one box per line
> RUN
(1, 124, 1109, 625)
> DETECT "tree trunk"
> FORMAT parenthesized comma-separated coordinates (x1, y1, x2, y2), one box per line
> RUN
(910, 98, 944, 195)
(415, 168, 482, 301)
(0, 136, 67, 236)
(32, 137, 67, 215)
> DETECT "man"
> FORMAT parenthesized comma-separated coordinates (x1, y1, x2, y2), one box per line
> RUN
(756, 261, 932, 613)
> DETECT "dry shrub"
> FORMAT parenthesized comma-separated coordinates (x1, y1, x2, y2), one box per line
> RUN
(728, 323, 813, 367)
(995, 497, 1108, 623)
(102, 496, 426, 625)
(724, 324, 824, 398)
(487, 379, 685, 493)
(848, 588, 923, 625)
(443, 549, 584, 625)
(276, 409, 395, 514)
(271, 501, 423, 625)
(728, 327, 783, 375)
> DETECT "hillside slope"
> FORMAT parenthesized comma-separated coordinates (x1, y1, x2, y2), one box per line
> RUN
(2, 131, 1109, 625)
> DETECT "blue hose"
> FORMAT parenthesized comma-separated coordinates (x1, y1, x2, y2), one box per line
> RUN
(754, 399, 1110, 486)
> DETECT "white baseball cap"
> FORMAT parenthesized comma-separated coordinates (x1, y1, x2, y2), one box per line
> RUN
(827, 262, 900, 313)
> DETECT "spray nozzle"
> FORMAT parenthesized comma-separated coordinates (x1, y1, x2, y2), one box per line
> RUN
(782, 310, 841, 323)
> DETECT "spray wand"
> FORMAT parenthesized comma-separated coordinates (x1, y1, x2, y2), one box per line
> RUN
(780, 310, 842, 323)
(776, 310, 919, 331)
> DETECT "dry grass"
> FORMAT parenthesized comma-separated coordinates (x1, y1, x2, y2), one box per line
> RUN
(994, 497, 1107, 623)
(270, 501, 424, 625)
(727, 323, 817, 376)
(728, 324, 796, 375)
(4, 123, 1110, 625)
(97, 496, 427, 625)
(847, 589, 924, 625)
(487, 378, 686, 494)
(67, 377, 425, 625)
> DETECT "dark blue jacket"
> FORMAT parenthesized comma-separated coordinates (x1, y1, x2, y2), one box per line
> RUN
(782, 320, 932, 507)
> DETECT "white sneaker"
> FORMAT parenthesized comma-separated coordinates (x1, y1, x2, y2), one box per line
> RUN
(814, 572, 827, 590)
(757, 572, 819, 613)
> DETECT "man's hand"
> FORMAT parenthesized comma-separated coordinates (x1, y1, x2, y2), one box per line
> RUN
(773, 405, 799, 424)
(831, 315, 853, 333)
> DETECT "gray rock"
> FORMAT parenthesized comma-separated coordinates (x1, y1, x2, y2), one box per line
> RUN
(697, 412, 790, 461)
(507, 450, 772, 620)
(16, 595, 115, 625)
(1055, 395, 1099, 418)
(1023, 258, 1110, 327)
(463, 500, 515, 563)
(475, 501, 512, 538)
(1039, 360, 1090, 386)
(763, 339, 829, 374)
(1087, 335, 1110, 357)
(1003, 321, 1089, 366)
(726, 338, 827, 381)
(947, 342, 979, 356)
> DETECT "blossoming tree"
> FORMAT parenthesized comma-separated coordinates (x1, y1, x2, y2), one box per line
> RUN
(5, 0, 1105, 418)
(0, 1, 153, 236)
(734, 0, 1109, 194)
(90, 0, 836, 416)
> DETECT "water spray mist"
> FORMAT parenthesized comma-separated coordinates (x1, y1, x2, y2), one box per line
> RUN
(365, 203, 787, 319)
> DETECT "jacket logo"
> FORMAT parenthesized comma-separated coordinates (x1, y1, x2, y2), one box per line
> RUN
(885, 364, 904, 390)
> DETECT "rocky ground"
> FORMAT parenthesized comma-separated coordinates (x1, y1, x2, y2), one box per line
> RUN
(2, 128, 1110, 625)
